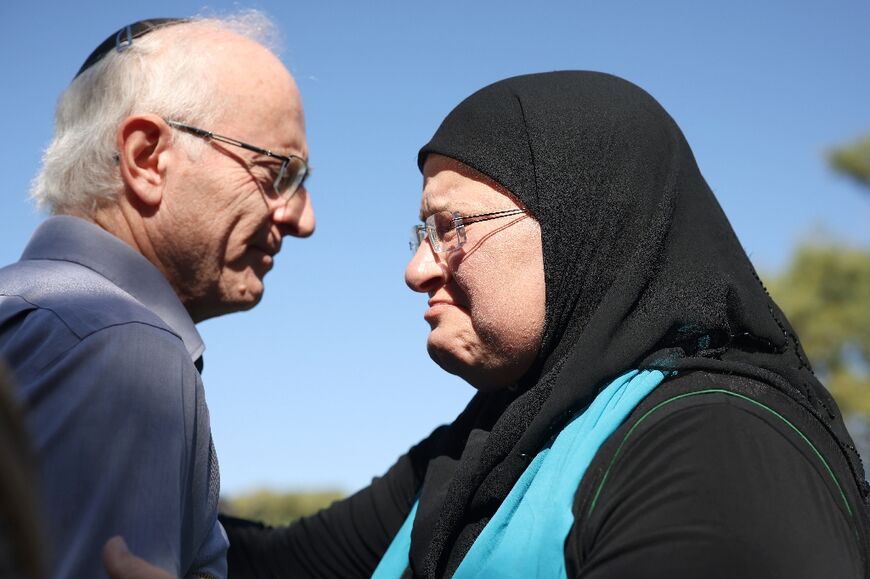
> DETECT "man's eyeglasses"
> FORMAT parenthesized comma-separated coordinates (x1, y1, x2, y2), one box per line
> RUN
(166, 120, 310, 201)
(410, 209, 527, 254)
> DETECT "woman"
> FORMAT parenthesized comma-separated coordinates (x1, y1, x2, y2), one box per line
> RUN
(222, 71, 870, 577)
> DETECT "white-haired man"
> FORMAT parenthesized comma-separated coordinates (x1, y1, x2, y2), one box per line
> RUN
(0, 14, 314, 578)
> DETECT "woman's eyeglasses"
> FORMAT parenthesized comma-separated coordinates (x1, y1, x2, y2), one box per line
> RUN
(410, 209, 527, 253)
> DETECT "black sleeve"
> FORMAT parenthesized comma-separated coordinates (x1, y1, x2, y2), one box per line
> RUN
(221, 426, 450, 578)
(566, 388, 866, 579)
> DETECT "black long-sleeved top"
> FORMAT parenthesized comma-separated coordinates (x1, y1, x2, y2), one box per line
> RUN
(221, 372, 870, 578)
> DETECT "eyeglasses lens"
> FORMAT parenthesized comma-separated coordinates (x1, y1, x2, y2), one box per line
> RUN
(410, 226, 426, 253)
(433, 211, 464, 252)
(275, 158, 308, 200)
(408, 211, 465, 254)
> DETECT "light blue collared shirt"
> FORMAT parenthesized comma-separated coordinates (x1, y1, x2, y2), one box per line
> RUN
(0, 216, 227, 578)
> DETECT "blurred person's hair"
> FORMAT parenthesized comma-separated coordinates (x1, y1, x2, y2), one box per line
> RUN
(0, 361, 42, 579)
(30, 10, 281, 215)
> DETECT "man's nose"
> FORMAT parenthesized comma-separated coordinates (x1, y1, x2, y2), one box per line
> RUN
(273, 187, 315, 238)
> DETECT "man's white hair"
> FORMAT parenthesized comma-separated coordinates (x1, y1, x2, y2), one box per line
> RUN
(30, 10, 281, 215)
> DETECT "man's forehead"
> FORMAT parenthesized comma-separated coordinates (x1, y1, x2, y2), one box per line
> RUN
(218, 93, 306, 154)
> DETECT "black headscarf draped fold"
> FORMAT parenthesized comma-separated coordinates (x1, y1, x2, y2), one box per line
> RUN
(411, 71, 865, 578)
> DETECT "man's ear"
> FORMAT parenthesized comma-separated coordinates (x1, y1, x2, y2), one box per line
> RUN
(116, 114, 174, 207)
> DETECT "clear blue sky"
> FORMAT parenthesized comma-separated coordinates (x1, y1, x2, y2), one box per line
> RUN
(2, 1, 868, 495)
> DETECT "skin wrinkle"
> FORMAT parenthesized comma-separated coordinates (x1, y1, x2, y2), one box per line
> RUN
(211, 72, 869, 579)
(92, 25, 314, 324)
(159, 37, 307, 320)
(461, 247, 538, 372)
(453, 216, 530, 262)
(406, 155, 545, 392)
(404, 71, 870, 578)
(10, 15, 321, 579)
(157, 155, 260, 306)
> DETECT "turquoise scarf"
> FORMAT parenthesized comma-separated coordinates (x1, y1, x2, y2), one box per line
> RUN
(373, 369, 667, 578)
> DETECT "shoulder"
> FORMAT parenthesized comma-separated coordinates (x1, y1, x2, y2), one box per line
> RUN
(566, 371, 867, 578)
(0, 258, 174, 339)
(21, 320, 202, 461)
(5, 313, 199, 435)
(19, 324, 212, 578)
(583, 372, 856, 493)
(1, 260, 200, 443)
(0, 258, 186, 382)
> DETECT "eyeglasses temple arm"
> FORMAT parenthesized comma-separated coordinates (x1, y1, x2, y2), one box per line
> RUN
(167, 120, 294, 164)
(166, 121, 213, 140)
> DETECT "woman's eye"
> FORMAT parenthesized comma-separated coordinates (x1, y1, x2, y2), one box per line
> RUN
(433, 212, 457, 239)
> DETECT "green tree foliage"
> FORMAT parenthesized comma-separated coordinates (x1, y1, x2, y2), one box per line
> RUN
(829, 135, 870, 187)
(221, 488, 345, 526)
(766, 244, 870, 416)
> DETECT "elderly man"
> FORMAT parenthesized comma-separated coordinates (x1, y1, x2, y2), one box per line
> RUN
(0, 14, 313, 578)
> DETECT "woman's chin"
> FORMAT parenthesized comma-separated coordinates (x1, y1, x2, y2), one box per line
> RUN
(426, 341, 515, 393)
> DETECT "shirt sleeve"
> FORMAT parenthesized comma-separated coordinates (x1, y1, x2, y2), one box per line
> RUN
(221, 455, 416, 579)
(566, 393, 865, 578)
(19, 320, 226, 578)
(220, 425, 455, 579)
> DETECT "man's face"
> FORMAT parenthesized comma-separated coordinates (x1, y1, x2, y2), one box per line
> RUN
(156, 36, 314, 322)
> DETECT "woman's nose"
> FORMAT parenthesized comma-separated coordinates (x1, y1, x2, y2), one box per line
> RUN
(405, 240, 448, 293)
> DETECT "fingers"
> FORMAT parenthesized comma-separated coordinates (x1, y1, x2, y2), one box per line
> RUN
(102, 536, 176, 579)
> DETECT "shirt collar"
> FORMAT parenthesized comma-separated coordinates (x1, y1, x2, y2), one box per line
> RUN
(21, 215, 205, 361)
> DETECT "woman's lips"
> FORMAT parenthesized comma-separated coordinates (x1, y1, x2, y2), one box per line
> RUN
(424, 299, 468, 322)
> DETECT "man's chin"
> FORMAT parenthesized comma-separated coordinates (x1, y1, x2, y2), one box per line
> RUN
(191, 281, 264, 322)
(231, 283, 264, 311)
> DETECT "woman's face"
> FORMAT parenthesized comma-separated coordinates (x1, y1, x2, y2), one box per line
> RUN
(405, 155, 545, 391)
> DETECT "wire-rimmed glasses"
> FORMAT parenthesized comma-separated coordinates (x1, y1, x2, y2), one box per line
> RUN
(166, 120, 310, 201)
(410, 208, 527, 253)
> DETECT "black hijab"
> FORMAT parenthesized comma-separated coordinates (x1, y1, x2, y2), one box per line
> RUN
(408, 71, 865, 577)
